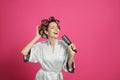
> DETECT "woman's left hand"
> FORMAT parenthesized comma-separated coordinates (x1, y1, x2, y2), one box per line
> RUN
(68, 43, 76, 56)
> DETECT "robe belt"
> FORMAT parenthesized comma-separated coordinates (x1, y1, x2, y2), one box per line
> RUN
(41, 68, 61, 73)
(41, 68, 62, 80)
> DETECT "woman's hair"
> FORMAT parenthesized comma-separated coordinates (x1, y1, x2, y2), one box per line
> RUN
(38, 16, 60, 38)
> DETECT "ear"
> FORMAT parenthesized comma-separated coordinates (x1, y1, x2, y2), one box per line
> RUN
(44, 30, 48, 34)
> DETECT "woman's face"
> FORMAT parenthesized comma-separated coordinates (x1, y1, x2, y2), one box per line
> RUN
(46, 22, 60, 39)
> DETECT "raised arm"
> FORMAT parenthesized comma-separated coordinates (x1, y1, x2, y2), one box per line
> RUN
(21, 25, 41, 56)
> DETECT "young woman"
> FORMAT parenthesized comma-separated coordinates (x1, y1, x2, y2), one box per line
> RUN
(21, 16, 76, 80)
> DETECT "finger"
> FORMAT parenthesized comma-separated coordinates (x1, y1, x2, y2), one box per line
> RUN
(71, 43, 76, 50)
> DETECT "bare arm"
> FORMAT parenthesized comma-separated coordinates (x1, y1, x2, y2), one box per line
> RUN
(21, 25, 41, 56)
(68, 44, 76, 70)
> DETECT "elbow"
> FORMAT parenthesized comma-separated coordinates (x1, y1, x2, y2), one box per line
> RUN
(21, 49, 31, 56)
(21, 50, 24, 55)
(21, 50, 27, 56)
(21, 50, 30, 62)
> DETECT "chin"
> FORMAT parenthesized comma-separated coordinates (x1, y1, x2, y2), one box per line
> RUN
(54, 36, 58, 39)
(50, 34, 59, 39)
(53, 35, 59, 39)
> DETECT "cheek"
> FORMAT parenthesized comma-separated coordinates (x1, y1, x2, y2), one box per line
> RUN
(47, 30, 53, 35)
(48, 29, 54, 33)
(58, 30, 60, 33)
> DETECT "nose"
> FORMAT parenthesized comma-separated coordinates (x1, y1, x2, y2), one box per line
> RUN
(55, 27, 59, 32)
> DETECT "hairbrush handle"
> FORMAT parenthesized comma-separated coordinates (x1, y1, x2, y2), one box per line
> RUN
(62, 35, 77, 53)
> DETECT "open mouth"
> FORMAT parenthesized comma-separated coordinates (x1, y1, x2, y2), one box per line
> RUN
(53, 32, 58, 35)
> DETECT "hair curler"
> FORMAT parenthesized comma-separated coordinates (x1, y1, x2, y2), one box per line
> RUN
(62, 35, 77, 53)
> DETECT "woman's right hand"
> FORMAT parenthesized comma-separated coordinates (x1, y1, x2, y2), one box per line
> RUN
(36, 25, 41, 38)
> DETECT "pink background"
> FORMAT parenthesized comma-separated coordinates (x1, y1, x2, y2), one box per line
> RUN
(0, 0, 120, 80)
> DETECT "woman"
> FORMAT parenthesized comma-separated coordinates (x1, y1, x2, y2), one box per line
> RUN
(21, 16, 76, 80)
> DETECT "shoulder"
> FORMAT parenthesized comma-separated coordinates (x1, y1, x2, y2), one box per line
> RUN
(58, 39, 67, 45)
(33, 40, 48, 47)
(58, 40, 68, 48)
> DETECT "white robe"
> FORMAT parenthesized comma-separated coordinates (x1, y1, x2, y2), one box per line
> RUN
(28, 39, 75, 80)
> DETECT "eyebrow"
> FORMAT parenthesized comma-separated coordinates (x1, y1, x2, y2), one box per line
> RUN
(50, 25, 58, 28)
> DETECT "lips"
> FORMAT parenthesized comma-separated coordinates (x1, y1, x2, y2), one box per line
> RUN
(53, 32, 58, 35)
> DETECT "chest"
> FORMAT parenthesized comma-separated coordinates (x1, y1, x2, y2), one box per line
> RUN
(42, 45, 67, 63)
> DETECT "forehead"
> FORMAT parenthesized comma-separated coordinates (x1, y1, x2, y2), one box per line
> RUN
(49, 22, 57, 26)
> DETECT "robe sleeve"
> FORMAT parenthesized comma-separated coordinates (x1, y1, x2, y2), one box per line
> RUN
(63, 46, 75, 73)
(23, 42, 41, 63)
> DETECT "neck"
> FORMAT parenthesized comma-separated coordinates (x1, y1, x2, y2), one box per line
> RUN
(48, 37, 57, 47)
